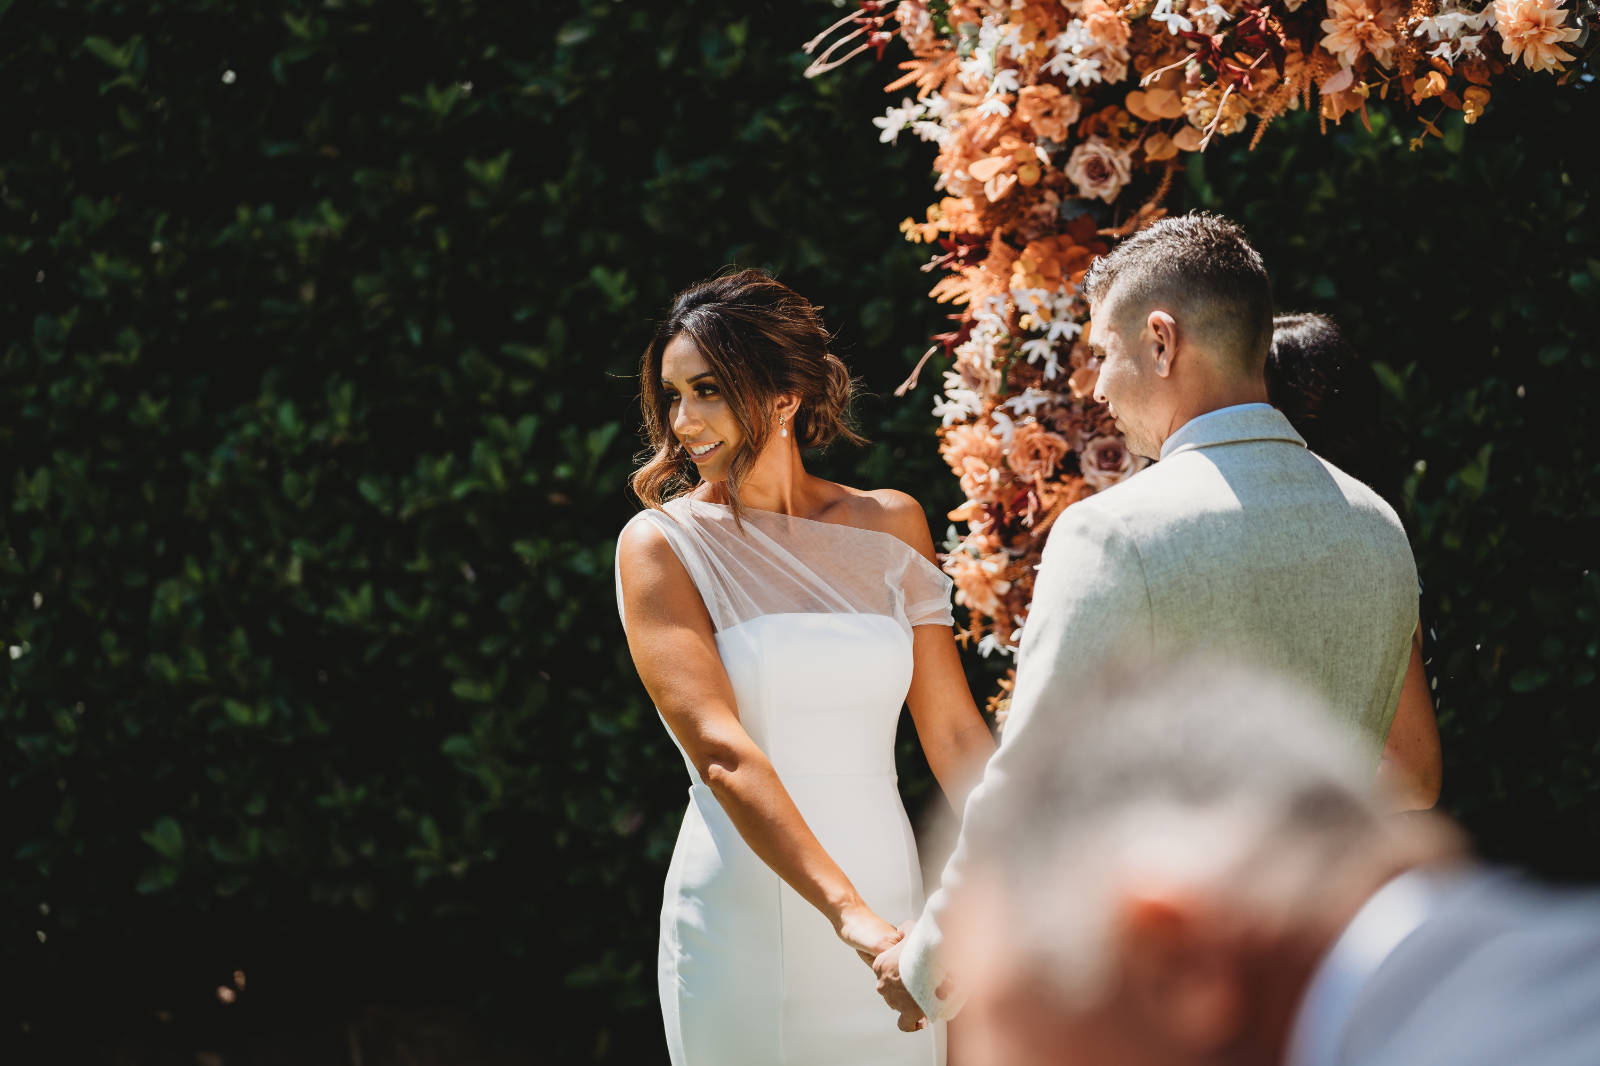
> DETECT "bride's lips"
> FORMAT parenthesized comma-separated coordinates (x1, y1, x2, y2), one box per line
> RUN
(684, 441, 724, 464)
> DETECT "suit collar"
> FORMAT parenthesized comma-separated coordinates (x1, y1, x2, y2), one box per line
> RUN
(1285, 868, 1453, 1066)
(1158, 403, 1306, 461)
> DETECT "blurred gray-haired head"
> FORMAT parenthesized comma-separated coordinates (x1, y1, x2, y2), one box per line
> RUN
(954, 654, 1451, 1006)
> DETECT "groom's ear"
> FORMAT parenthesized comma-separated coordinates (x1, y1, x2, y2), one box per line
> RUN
(1116, 885, 1247, 1055)
(1146, 311, 1178, 377)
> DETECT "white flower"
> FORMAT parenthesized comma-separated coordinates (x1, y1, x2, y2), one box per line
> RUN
(1044, 50, 1105, 86)
(933, 370, 986, 427)
(1004, 387, 1056, 418)
(978, 95, 1014, 117)
(1414, 0, 1495, 60)
(872, 98, 921, 145)
(976, 632, 1018, 658)
(1150, 0, 1195, 34)
(1189, 0, 1236, 33)
(989, 408, 1017, 445)
(1041, 21, 1110, 84)
(1012, 286, 1054, 317)
(1046, 315, 1083, 343)
(989, 68, 1021, 98)
(977, 20, 1007, 56)
(1020, 336, 1064, 380)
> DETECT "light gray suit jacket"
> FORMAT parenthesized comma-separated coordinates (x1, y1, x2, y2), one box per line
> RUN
(1298, 869, 1600, 1066)
(900, 403, 1419, 1016)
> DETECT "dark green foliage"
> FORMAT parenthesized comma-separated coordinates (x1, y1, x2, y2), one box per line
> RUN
(2, 0, 1596, 1062)
(2, 1, 954, 1059)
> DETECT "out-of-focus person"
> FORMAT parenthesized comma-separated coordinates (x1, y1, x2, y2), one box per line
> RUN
(946, 656, 1600, 1066)
(1267, 311, 1442, 811)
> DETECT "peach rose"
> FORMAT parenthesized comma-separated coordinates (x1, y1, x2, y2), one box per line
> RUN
(1016, 84, 1082, 143)
(1492, 0, 1582, 72)
(1064, 137, 1133, 203)
(1080, 435, 1142, 491)
(1081, 0, 1132, 48)
(1319, 0, 1404, 69)
(942, 423, 1006, 474)
(1007, 422, 1072, 484)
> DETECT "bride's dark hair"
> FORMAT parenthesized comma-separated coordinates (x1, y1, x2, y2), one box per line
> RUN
(631, 267, 865, 516)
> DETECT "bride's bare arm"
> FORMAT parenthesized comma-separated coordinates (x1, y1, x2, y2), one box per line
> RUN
(876, 493, 996, 812)
(906, 627, 996, 813)
(618, 519, 902, 961)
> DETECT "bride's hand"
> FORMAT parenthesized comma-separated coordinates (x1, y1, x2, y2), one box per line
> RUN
(835, 903, 904, 966)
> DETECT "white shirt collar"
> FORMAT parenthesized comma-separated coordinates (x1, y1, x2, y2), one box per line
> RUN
(1158, 403, 1281, 461)
(1285, 869, 1447, 1066)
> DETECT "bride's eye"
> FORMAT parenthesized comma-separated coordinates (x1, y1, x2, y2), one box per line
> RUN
(695, 383, 721, 398)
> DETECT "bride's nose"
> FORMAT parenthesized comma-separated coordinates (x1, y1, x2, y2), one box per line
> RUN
(673, 399, 702, 437)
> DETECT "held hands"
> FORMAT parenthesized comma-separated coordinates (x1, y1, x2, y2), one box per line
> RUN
(872, 920, 927, 1032)
(834, 902, 905, 967)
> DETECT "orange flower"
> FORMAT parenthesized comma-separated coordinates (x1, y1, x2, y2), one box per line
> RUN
(1462, 85, 1491, 122)
(1319, 0, 1404, 68)
(1081, 0, 1133, 48)
(1007, 422, 1072, 484)
(1492, 0, 1582, 72)
(1411, 70, 1449, 102)
(1183, 86, 1250, 136)
(1016, 83, 1082, 142)
(945, 550, 1011, 620)
(941, 423, 1006, 476)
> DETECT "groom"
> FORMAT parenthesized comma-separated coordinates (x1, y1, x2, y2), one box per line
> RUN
(873, 212, 1420, 1029)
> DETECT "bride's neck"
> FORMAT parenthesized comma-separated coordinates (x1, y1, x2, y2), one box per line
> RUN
(709, 441, 814, 516)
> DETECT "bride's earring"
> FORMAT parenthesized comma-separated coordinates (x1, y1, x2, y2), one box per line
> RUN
(779, 413, 788, 439)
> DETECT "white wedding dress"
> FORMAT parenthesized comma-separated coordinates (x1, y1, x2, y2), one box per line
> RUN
(616, 495, 953, 1066)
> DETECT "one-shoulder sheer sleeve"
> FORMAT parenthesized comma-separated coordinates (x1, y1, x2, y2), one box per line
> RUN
(614, 496, 951, 635)
(900, 554, 955, 628)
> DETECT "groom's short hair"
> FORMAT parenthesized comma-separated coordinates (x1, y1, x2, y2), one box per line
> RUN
(1082, 212, 1273, 375)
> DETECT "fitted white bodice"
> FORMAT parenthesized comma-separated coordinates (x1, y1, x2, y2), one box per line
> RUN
(701, 612, 911, 781)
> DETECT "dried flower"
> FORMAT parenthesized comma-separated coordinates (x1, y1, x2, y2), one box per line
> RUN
(1319, 0, 1404, 68)
(946, 550, 1012, 619)
(1063, 137, 1134, 202)
(1080, 435, 1143, 490)
(1007, 422, 1073, 484)
(1492, 0, 1582, 72)
(1017, 83, 1082, 141)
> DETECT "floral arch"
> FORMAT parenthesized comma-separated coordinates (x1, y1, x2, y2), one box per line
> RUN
(806, 0, 1594, 719)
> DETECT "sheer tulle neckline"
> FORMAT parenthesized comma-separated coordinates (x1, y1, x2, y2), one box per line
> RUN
(674, 495, 936, 565)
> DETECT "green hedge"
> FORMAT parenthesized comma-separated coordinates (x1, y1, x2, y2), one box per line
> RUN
(2, 0, 1595, 1061)
(2, 1, 955, 1059)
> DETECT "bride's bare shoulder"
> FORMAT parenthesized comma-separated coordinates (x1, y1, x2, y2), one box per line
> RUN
(825, 486, 937, 561)
(616, 511, 683, 584)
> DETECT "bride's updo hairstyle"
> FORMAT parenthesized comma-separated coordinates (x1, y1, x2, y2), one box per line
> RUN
(631, 267, 865, 515)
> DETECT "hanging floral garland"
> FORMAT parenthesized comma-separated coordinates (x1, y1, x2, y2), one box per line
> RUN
(806, 0, 1594, 721)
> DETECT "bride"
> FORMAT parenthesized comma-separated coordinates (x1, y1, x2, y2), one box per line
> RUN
(615, 267, 995, 1065)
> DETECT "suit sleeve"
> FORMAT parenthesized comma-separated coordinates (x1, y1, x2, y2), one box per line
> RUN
(898, 503, 1153, 1018)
